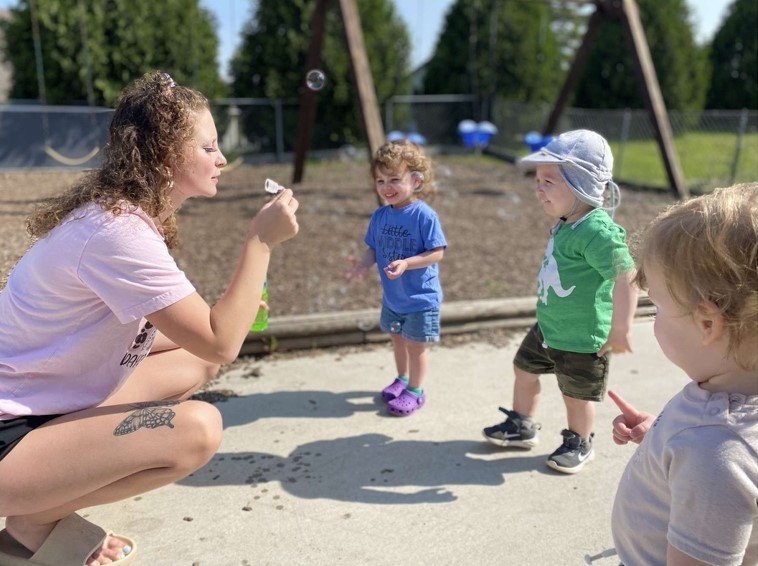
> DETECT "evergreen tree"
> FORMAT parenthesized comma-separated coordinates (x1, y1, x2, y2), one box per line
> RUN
(571, 0, 708, 110)
(229, 0, 411, 148)
(705, 0, 757, 109)
(420, 0, 562, 104)
(0, 0, 224, 106)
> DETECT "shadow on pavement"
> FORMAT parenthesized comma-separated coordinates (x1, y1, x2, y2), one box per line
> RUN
(178, 432, 552, 505)
(215, 390, 381, 426)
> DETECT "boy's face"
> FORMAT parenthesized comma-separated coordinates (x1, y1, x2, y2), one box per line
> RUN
(534, 164, 578, 220)
(374, 164, 419, 208)
(645, 261, 717, 383)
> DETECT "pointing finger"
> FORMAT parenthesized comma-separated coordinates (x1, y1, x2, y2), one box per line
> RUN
(608, 389, 639, 420)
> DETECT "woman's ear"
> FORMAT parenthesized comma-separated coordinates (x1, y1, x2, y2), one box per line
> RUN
(695, 301, 726, 346)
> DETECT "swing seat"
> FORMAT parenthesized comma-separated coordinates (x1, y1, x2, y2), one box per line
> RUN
(44, 145, 100, 166)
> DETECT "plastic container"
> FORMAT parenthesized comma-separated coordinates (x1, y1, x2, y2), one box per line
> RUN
(457, 120, 478, 147)
(250, 280, 269, 332)
(524, 131, 554, 152)
(473, 121, 498, 147)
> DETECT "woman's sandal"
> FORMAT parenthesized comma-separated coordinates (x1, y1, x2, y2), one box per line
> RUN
(387, 389, 426, 416)
(0, 513, 136, 566)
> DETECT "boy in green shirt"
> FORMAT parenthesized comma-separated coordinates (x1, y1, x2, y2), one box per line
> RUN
(483, 129, 638, 473)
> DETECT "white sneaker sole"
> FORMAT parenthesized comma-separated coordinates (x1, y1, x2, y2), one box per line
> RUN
(482, 431, 539, 449)
(546, 450, 595, 474)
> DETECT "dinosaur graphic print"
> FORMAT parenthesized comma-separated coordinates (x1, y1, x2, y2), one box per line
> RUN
(537, 237, 575, 305)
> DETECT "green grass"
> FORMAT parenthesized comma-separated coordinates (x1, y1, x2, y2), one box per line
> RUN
(611, 131, 758, 192)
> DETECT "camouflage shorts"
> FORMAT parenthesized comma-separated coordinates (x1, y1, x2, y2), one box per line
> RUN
(512, 324, 610, 402)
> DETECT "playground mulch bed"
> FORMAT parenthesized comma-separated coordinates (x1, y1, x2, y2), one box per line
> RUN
(0, 155, 677, 332)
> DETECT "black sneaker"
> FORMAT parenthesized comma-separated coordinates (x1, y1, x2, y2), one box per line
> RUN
(546, 429, 595, 474)
(482, 407, 541, 448)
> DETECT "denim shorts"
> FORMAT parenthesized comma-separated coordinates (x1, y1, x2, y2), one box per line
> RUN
(380, 305, 440, 343)
(513, 323, 610, 402)
(0, 414, 61, 462)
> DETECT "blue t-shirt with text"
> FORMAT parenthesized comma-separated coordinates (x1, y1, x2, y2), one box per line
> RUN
(364, 199, 447, 313)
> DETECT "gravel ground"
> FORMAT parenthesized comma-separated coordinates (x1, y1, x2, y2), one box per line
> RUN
(0, 153, 677, 326)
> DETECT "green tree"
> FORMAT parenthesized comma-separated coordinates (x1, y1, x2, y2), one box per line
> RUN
(705, 0, 757, 109)
(420, 0, 562, 104)
(572, 0, 708, 110)
(0, 0, 225, 106)
(229, 0, 411, 148)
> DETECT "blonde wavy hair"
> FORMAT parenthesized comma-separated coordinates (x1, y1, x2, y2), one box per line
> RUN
(26, 70, 209, 249)
(634, 183, 758, 370)
(370, 140, 436, 202)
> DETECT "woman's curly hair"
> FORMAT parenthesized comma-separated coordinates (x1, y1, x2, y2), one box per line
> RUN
(26, 70, 209, 249)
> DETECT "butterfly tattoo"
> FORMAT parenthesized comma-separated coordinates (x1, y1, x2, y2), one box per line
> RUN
(114, 401, 180, 436)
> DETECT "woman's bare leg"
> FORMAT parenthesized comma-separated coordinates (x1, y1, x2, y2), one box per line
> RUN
(0, 346, 223, 564)
(104, 340, 221, 405)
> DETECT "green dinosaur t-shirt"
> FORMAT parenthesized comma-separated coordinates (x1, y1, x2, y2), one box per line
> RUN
(535, 209, 635, 353)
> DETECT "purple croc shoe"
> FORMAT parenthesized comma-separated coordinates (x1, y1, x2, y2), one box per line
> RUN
(387, 389, 426, 416)
(381, 378, 408, 402)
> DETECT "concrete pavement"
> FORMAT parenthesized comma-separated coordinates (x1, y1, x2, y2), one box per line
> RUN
(2, 320, 689, 565)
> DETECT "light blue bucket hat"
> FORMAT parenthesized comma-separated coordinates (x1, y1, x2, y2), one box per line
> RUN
(518, 129, 620, 214)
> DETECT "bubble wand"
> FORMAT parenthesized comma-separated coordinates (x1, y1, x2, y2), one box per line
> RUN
(264, 178, 284, 194)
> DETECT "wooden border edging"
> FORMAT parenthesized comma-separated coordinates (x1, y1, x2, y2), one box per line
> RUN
(240, 296, 654, 356)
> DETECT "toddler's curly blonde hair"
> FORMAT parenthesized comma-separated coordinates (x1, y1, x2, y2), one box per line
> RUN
(370, 140, 436, 201)
(634, 183, 758, 370)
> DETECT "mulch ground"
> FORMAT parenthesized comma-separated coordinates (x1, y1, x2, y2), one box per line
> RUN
(0, 154, 677, 342)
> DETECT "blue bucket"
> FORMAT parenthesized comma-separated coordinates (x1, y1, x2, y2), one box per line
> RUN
(524, 131, 553, 152)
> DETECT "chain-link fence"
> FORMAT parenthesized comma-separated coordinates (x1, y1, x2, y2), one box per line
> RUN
(386, 96, 758, 192)
(0, 104, 112, 169)
(2, 96, 756, 192)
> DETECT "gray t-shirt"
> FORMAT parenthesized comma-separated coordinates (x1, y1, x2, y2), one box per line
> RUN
(612, 381, 758, 565)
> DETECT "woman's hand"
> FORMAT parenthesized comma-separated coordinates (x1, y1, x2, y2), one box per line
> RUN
(248, 188, 299, 247)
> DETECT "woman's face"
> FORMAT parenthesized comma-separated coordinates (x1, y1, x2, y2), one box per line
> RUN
(169, 108, 227, 207)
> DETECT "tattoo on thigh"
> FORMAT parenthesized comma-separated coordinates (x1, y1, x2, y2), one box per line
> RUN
(113, 401, 180, 436)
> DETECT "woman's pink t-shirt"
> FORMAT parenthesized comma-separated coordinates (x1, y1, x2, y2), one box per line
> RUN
(0, 203, 195, 418)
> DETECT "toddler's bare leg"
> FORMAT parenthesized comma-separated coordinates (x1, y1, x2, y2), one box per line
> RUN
(389, 333, 409, 378)
(563, 395, 594, 437)
(513, 365, 541, 417)
(405, 339, 428, 390)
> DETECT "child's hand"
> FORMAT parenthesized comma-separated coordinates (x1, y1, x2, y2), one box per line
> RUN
(608, 390, 656, 445)
(342, 257, 369, 283)
(598, 327, 633, 356)
(384, 259, 408, 280)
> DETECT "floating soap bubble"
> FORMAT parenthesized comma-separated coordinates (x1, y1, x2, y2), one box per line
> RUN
(497, 193, 522, 219)
(305, 69, 326, 91)
(389, 321, 402, 334)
